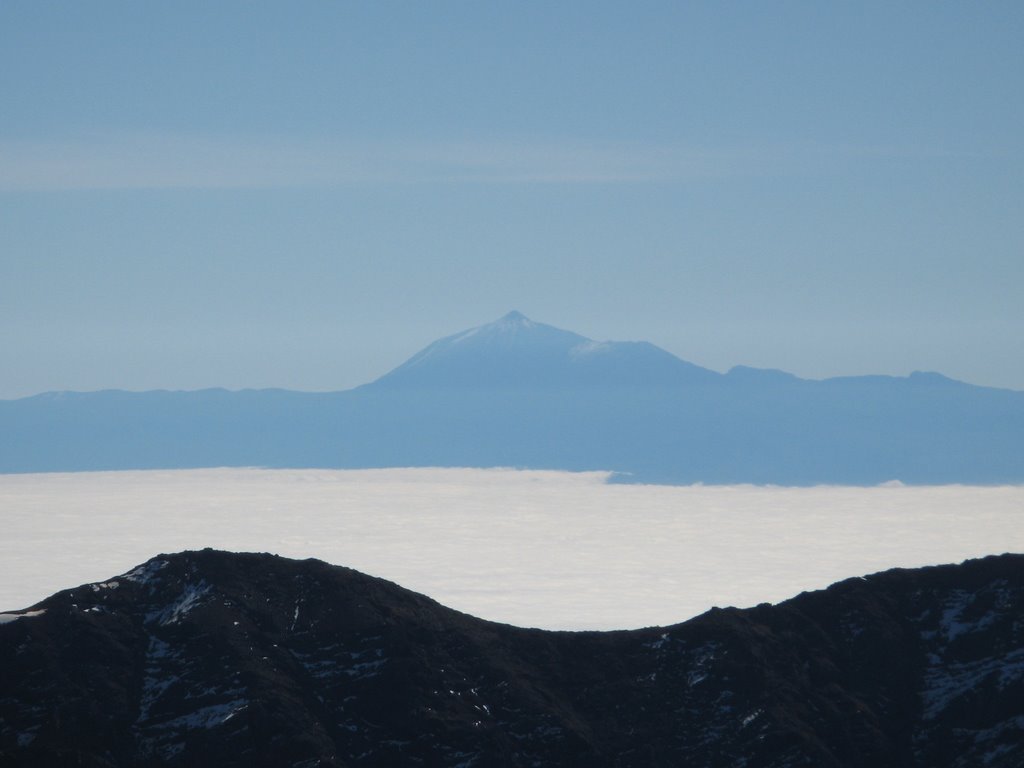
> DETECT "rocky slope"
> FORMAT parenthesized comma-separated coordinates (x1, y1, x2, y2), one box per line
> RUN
(2, 550, 1023, 766)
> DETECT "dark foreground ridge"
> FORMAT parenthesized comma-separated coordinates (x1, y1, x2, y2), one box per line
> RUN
(2, 551, 1023, 767)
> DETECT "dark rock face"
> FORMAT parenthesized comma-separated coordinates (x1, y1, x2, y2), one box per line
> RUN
(2, 550, 1023, 767)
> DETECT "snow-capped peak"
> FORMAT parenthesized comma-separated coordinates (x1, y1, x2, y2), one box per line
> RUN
(367, 311, 719, 389)
(496, 310, 533, 327)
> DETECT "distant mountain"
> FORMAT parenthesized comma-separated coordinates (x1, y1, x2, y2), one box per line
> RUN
(3, 549, 1024, 766)
(370, 310, 720, 389)
(2, 312, 1022, 483)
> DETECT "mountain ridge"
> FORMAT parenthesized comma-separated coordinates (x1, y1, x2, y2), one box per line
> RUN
(2, 549, 1024, 766)
(10, 312, 1017, 399)
(2, 312, 1022, 483)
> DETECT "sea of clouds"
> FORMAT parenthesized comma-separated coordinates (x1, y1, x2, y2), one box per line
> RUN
(1, 468, 1022, 630)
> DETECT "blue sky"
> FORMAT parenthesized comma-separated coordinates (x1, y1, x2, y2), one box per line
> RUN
(2, 1, 1022, 397)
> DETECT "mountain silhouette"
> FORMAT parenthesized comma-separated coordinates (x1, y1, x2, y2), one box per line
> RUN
(1, 312, 1022, 484)
(3, 549, 1024, 766)
(370, 310, 719, 389)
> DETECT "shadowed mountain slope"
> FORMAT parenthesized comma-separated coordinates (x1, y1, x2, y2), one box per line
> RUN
(2, 312, 1022, 483)
(2, 550, 1023, 767)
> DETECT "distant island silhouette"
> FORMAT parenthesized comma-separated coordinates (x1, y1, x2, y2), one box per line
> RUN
(2, 312, 1022, 484)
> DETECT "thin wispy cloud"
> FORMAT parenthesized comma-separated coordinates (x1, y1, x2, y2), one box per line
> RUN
(0, 133, 810, 191)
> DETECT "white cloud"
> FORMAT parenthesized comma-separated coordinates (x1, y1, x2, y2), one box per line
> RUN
(1, 468, 1021, 630)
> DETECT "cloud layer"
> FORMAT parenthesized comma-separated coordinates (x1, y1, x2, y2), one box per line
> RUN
(2, 468, 1021, 630)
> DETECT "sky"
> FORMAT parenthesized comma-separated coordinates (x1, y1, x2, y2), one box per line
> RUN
(2, 2, 1022, 398)
(3, 468, 1023, 629)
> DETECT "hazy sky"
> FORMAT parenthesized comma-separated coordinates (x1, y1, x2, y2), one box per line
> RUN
(2, 2, 1022, 398)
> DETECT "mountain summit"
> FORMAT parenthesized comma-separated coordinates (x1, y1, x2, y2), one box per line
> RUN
(370, 311, 719, 389)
